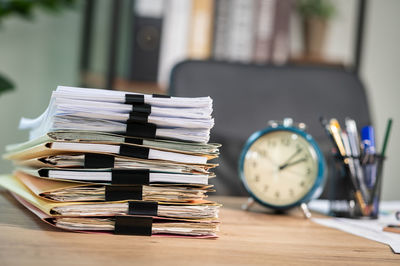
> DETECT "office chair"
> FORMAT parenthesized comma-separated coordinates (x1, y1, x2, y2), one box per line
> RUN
(169, 60, 372, 196)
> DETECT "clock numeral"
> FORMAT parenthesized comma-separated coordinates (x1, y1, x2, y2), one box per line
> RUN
(306, 167, 311, 175)
(258, 149, 267, 157)
(274, 191, 280, 198)
(281, 137, 290, 146)
(267, 140, 277, 147)
(264, 185, 269, 192)
(300, 181, 305, 187)
(252, 161, 257, 168)
(289, 189, 294, 197)
(255, 175, 260, 182)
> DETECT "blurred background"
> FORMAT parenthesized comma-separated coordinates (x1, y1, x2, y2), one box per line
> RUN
(0, 0, 399, 199)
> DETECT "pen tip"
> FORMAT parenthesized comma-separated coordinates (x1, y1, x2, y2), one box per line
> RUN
(329, 119, 341, 129)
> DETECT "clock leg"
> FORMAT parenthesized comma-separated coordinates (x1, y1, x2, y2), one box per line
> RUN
(242, 197, 256, 211)
(300, 203, 312, 219)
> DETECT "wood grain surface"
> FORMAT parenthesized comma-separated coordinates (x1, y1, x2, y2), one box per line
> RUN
(0, 189, 398, 265)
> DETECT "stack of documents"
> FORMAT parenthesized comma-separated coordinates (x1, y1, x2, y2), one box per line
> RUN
(21, 86, 214, 143)
(1, 86, 221, 238)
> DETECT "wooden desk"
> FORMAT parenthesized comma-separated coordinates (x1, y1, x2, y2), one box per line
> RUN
(0, 190, 398, 265)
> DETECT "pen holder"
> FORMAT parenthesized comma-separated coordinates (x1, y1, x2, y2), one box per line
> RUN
(328, 154, 385, 219)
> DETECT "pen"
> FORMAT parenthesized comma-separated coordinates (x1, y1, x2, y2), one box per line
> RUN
(328, 119, 346, 157)
(383, 225, 400, 234)
(330, 119, 367, 215)
(345, 118, 369, 202)
(341, 131, 356, 180)
(345, 118, 364, 180)
(345, 118, 361, 158)
(342, 131, 369, 203)
(319, 116, 338, 154)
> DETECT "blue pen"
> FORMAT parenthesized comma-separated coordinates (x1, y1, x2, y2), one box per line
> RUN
(361, 126, 377, 188)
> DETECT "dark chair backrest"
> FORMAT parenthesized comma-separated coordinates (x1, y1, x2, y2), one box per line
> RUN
(169, 60, 372, 196)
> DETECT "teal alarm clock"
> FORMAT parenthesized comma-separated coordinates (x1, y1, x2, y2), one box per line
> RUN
(239, 118, 326, 215)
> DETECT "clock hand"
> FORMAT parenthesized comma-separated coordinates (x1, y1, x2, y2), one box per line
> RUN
(278, 148, 303, 169)
(285, 168, 306, 176)
(279, 157, 307, 170)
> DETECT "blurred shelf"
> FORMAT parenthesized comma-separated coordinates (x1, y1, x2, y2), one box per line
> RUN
(81, 71, 166, 95)
(290, 55, 346, 68)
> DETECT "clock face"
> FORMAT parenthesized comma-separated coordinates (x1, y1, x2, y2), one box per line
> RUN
(242, 130, 319, 207)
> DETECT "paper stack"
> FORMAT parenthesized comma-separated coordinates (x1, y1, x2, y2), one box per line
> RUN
(1, 86, 221, 238)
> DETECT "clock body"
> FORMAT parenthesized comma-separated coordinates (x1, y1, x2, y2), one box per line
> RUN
(239, 125, 325, 210)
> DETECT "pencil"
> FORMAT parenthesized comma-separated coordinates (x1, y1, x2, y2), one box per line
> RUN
(381, 118, 393, 157)
(367, 119, 393, 215)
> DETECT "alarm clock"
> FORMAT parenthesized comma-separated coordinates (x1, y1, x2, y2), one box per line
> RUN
(239, 118, 326, 216)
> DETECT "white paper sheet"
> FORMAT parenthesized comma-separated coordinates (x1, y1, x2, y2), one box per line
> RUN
(55, 86, 213, 108)
(311, 201, 400, 253)
(19, 88, 214, 142)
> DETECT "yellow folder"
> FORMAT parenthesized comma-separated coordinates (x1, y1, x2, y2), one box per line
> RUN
(0, 174, 219, 219)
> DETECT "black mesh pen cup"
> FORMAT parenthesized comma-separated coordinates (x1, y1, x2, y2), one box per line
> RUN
(328, 154, 385, 219)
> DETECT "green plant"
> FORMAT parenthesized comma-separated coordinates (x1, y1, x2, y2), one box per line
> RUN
(0, 0, 77, 96)
(0, 73, 14, 95)
(296, 0, 336, 20)
(0, 0, 76, 21)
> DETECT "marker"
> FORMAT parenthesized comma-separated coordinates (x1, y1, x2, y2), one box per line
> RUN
(361, 126, 376, 188)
